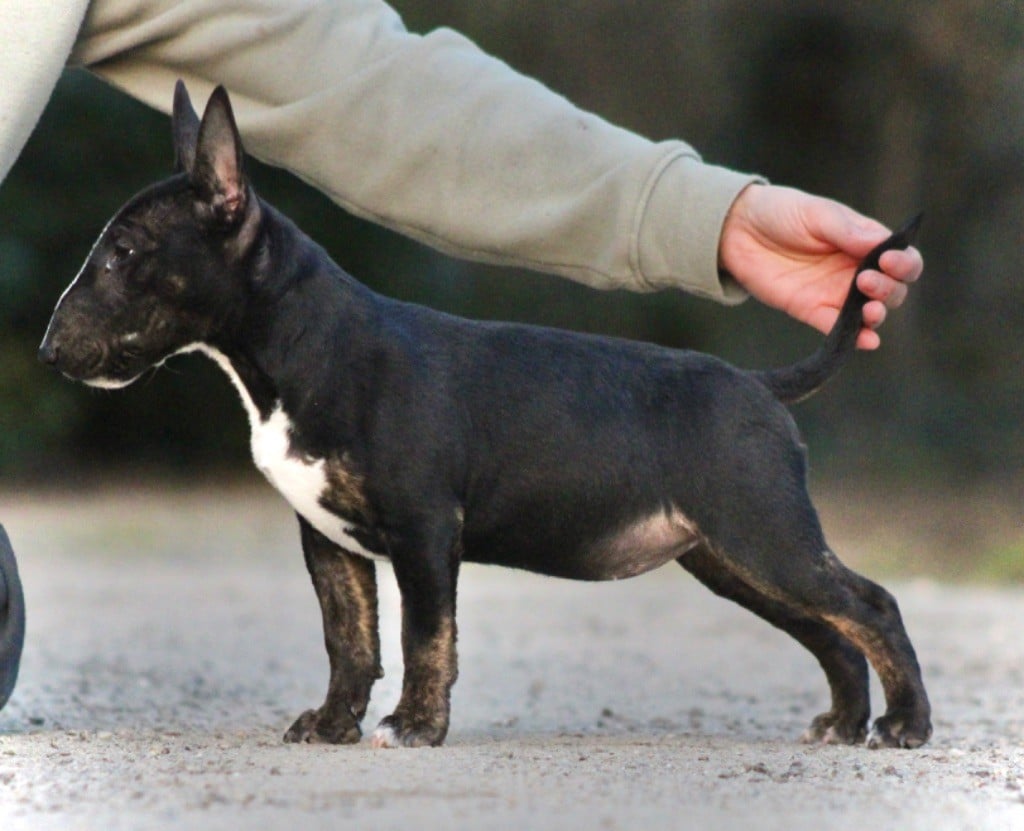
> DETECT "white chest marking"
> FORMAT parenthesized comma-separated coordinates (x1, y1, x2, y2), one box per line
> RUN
(183, 344, 384, 559)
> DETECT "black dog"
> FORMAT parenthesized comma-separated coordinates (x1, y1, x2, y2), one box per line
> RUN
(39, 83, 931, 749)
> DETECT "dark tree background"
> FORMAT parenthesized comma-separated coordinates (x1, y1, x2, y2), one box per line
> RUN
(1, 0, 1021, 488)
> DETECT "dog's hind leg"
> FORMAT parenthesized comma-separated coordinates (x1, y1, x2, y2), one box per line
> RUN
(813, 556, 933, 749)
(706, 518, 931, 749)
(370, 518, 461, 748)
(284, 516, 383, 744)
(678, 545, 870, 744)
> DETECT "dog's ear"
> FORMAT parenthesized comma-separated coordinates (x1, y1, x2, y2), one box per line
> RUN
(172, 80, 201, 175)
(191, 85, 248, 227)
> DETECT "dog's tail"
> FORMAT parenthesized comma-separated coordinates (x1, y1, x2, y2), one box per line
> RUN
(753, 213, 922, 405)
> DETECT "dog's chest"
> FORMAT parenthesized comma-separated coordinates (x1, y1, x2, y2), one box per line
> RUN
(250, 409, 382, 558)
(197, 345, 382, 559)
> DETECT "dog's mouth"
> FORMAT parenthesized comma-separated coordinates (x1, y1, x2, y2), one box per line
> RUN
(40, 331, 152, 389)
(77, 346, 154, 390)
(80, 371, 144, 390)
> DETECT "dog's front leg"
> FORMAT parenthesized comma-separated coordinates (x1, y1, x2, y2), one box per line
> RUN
(370, 521, 460, 748)
(285, 516, 383, 744)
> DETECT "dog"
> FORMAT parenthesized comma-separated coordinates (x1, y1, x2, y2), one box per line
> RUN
(39, 82, 931, 749)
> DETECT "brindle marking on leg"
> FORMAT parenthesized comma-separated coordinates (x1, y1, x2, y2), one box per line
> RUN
(319, 453, 372, 523)
(694, 541, 929, 748)
(285, 519, 383, 744)
(821, 607, 931, 749)
(677, 546, 869, 745)
(371, 613, 458, 749)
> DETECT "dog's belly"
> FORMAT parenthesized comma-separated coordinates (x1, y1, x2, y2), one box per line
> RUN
(465, 505, 703, 581)
(588, 507, 702, 579)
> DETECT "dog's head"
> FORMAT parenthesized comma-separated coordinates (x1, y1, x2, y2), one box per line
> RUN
(38, 82, 261, 388)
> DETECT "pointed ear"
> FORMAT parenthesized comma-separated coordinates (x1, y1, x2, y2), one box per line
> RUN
(172, 80, 201, 174)
(191, 85, 248, 227)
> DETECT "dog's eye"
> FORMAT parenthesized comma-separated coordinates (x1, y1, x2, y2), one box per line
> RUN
(104, 242, 136, 273)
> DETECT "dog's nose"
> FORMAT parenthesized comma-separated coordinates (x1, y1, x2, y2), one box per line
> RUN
(37, 339, 59, 366)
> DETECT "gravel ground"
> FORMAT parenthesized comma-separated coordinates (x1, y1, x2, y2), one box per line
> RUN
(1, 485, 1024, 830)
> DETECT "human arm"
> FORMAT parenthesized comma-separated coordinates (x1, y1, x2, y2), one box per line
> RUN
(71, 0, 758, 299)
(71, 0, 920, 343)
(0, 0, 91, 185)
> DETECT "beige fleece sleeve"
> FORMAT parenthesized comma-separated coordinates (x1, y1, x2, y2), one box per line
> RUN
(71, 0, 759, 300)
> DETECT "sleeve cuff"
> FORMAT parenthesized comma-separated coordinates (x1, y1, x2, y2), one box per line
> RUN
(634, 149, 766, 304)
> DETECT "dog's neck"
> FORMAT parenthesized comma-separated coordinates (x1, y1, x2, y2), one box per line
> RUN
(201, 200, 382, 436)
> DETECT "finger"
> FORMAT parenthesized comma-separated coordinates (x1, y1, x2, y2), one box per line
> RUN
(857, 270, 909, 309)
(857, 299, 885, 350)
(860, 298, 888, 329)
(855, 327, 882, 351)
(807, 292, 886, 348)
(878, 247, 924, 283)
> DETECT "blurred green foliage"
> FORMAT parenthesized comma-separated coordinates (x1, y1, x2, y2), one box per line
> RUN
(1, 0, 1022, 485)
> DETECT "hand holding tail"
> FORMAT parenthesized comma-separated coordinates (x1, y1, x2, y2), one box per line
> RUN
(720, 185, 924, 349)
(755, 213, 923, 404)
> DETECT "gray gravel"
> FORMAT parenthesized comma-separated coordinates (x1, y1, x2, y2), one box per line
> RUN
(2, 486, 1024, 830)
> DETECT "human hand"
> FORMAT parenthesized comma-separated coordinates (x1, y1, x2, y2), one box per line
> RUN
(718, 184, 923, 350)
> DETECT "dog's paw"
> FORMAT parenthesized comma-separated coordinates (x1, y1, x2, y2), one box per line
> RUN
(369, 714, 446, 748)
(283, 708, 362, 745)
(865, 712, 932, 749)
(800, 711, 868, 746)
